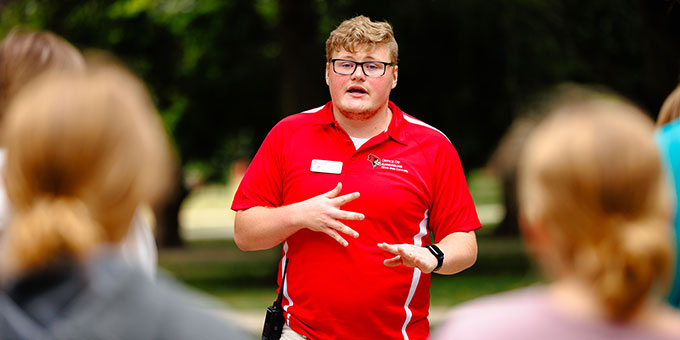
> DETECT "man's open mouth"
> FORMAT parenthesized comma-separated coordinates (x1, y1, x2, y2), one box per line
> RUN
(347, 87, 367, 94)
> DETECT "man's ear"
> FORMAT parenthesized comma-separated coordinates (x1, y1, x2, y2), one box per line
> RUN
(391, 65, 398, 89)
(325, 62, 331, 86)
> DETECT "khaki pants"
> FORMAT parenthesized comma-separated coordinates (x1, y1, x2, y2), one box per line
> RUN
(281, 324, 308, 340)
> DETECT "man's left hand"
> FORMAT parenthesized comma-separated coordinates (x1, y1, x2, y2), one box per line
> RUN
(377, 242, 438, 274)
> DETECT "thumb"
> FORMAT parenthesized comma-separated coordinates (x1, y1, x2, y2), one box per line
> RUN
(324, 182, 342, 198)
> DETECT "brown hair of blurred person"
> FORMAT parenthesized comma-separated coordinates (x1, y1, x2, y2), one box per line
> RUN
(0, 60, 171, 277)
(519, 97, 672, 322)
(0, 28, 84, 122)
(656, 83, 680, 126)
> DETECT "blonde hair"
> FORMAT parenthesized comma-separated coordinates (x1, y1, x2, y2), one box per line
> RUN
(325, 15, 398, 64)
(0, 59, 172, 277)
(656, 83, 680, 127)
(0, 28, 85, 122)
(519, 93, 672, 321)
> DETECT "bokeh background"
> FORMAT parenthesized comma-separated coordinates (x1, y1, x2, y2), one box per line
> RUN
(2, 0, 680, 334)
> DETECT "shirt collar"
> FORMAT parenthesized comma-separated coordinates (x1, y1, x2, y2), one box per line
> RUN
(315, 101, 409, 145)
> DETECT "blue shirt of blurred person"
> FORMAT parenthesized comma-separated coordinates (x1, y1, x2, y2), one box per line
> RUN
(657, 119, 680, 307)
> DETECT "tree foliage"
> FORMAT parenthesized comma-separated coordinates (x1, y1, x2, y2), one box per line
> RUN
(2, 0, 679, 173)
(1, 0, 679, 242)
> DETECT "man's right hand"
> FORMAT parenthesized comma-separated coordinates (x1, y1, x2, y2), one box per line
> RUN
(234, 182, 363, 251)
(291, 182, 363, 246)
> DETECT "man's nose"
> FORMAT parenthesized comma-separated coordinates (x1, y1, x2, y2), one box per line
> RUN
(351, 64, 366, 79)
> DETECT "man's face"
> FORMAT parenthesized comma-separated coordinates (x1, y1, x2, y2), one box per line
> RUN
(325, 44, 398, 120)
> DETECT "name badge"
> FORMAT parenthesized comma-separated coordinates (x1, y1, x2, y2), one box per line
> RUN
(310, 159, 343, 174)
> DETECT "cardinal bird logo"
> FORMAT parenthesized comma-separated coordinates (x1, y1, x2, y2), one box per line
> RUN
(367, 154, 382, 168)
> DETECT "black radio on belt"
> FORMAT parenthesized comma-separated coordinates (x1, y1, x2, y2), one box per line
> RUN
(262, 259, 289, 340)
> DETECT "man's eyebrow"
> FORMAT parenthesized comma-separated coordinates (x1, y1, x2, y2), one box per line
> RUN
(336, 54, 382, 61)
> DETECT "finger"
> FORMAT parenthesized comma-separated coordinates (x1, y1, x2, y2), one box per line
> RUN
(334, 210, 364, 221)
(322, 228, 349, 247)
(384, 256, 402, 267)
(377, 242, 400, 255)
(333, 191, 360, 206)
(330, 221, 359, 238)
(323, 182, 343, 198)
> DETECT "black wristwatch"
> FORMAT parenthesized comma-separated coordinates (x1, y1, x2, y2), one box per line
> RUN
(423, 244, 444, 272)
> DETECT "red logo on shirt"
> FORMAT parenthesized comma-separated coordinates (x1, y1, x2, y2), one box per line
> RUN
(367, 155, 409, 173)
(367, 154, 382, 168)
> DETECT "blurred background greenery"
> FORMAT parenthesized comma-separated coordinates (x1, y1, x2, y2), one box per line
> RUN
(2, 0, 679, 186)
(2, 0, 680, 334)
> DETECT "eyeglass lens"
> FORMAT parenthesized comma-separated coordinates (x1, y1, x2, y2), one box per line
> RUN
(333, 60, 387, 77)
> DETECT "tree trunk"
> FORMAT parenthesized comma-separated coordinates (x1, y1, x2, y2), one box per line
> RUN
(487, 117, 538, 237)
(492, 174, 520, 236)
(278, 0, 325, 116)
(155, 165, 188, 248)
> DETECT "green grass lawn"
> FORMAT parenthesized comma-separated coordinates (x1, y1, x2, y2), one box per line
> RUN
(159, 239, 281, 309)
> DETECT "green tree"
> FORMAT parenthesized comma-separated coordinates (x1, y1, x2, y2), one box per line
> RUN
(2, 0, 679, 243)
(0, 0, 282, 246)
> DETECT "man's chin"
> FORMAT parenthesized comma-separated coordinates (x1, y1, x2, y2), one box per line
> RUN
(338, 107, 377, 121)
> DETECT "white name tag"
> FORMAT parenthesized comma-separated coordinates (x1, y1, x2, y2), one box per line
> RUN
(310, 159, 343, 174)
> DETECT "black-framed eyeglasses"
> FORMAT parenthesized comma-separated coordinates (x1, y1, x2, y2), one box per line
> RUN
(330, 59, 394, 77)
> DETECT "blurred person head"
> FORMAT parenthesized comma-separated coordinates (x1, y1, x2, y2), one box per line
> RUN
(324, 15, 398, 121)
(518, 91, 672, 321)
(0, 58, 172, 278)
(657, 83, 680, 127)
(0, 27, 85, 123)
(486, 84, 623, 236)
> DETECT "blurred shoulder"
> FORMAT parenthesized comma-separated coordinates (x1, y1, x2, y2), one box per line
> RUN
(432, 286, 550, 340)
(151, 273, 252, 339)
(85, 254, 251, 340)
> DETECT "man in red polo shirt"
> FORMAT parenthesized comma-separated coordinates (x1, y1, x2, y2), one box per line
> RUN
(232, 15, 481, 340)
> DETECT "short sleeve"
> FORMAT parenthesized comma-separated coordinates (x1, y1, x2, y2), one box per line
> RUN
(231, 123, 285, 210)
(428, 141, 481, 242)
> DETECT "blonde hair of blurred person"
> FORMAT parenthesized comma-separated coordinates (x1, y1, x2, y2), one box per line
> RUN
(0, 61, 170, 276)
(0, 28, 84, 121)
(0, 28, 159, 277)
(657, 83, 680, 127)
(0, 63, 248, 339)
(521, 99, 672, 320)
(433, 92, 680, 340)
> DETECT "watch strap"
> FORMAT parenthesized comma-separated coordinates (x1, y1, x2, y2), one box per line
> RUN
(424, 244, 444, 272)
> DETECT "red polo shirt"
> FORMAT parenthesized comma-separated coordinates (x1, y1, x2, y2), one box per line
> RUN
(232, 101, 481, 340)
